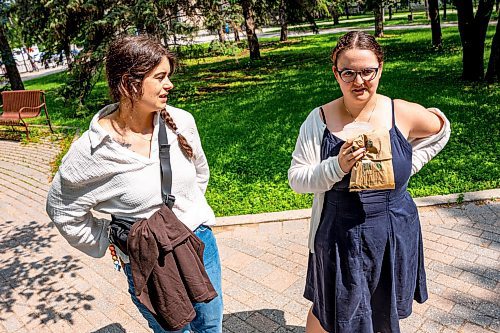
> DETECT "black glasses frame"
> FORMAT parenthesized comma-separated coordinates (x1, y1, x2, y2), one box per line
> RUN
(336, 67, 380, 83)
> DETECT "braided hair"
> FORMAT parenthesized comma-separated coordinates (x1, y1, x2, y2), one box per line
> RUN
(106, 35, 194, 159)
(159, 108, 194, 159)
(331, 31, 384, 66)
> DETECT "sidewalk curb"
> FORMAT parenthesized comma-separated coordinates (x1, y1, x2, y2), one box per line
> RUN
(214, 188, 499, 228)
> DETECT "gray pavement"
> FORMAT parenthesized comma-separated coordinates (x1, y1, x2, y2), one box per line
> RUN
(0, 136, 498, 333)
(20, 66, 67, 82)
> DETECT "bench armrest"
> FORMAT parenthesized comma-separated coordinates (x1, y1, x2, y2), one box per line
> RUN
(18, 103, 45, 118)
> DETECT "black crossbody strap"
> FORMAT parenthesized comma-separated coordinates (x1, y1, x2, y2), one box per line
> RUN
(158, 115, 175, 209)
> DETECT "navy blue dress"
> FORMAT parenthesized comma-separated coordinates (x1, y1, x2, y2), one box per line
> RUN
(304, 101, 428, 333)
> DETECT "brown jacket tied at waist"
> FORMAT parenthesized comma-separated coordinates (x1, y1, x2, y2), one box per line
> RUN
(127, 205, 217, 331)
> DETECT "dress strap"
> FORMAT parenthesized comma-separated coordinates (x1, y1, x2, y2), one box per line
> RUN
(391, 99, 395, 128)
(319, 106, 327, 125)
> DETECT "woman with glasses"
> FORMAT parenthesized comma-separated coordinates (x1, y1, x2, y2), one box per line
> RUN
(288, 31, 450, 332)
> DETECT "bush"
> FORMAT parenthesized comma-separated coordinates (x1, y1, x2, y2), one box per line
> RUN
(207, 40, 244, 56)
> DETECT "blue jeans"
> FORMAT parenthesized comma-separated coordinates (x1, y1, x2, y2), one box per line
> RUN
(124, 225, 223, 333)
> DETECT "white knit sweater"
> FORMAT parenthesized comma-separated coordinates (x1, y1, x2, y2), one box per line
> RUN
(46, 104, 215, 258)
(288, 106, 451, 252)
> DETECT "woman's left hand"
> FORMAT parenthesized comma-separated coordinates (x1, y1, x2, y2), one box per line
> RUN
(338, 140, 366, 173)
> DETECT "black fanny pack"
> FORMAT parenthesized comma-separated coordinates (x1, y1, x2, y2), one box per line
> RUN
(108, 115, 175, 255)
(108, 216, 135, 255)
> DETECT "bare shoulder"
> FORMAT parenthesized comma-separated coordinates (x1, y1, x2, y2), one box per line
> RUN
(393, 99, 427, 118)
(320, 99, 341, 113)
(319, 98, 343, 122)
(394, 99, 442, 139)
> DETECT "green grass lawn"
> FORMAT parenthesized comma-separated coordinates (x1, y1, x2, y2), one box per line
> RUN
(24, 26, 499, 216)
(276, 12, 461, 33)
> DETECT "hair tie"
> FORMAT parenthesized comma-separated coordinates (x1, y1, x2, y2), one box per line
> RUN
(175, 131, 180, 136)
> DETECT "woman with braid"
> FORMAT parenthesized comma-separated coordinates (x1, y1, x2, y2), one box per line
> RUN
(46, 35, 223, 332)
(288, 31, 450, 332)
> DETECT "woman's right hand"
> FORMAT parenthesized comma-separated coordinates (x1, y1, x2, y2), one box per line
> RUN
(338, 140, 366, 173)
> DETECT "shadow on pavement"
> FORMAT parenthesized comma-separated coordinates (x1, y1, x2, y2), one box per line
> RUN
(91, 323, 126, 333)
(223, 309, 305, 332)
(0, 220, 95, 326)
(0, 130, 23, 141)
(421, 202, 500, 329)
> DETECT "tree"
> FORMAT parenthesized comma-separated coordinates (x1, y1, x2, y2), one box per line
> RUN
(279, 0, 287, 41)
(454, 0, 495, 80)
(0, 2, 24, 90)
(373, 0, 384, 37)
(326, 0, 343, 25)
(428, 0, 442, 48)
(225, 2, 244, 42)
(239, 0, 260, 59)
(199, 0, 227, 43)
(13, 0, 201, 111)
(0, 23, 23, 90)
(485, 14, 500, 82)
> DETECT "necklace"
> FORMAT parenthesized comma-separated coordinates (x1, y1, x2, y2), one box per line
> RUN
(343, 96, 377, 123)
(127, 130, 153, 142)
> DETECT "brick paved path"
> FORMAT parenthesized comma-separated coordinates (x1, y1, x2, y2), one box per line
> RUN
(0, 138, 498, 333)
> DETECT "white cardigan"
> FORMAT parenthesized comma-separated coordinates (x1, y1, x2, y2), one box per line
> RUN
(288, 107, 451, 252)
(46, 104, 215, 258)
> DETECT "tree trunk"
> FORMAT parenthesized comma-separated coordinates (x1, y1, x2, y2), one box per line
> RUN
(374, 1, 384, 37)
(455, 0, 495, 80)
(0, 24, 24, 90)
(26, 50, 38, 72)
(389, 5, 393, 20)
(305, 11, 319, 34)
(63, 40, 72, 68)
(485, 15, 500, 82)
(20, 49, 28, 73)
(425, 0, 430, 19)
(163, 34, 170, 49)
(456, 0, 481, 80)
(232, 23, 240, 41)
(217, 26, 226, 42)
(333, 8, 340, 25)
(170, 5, 179, 47)
(279, 0, 288, 41)
(443, 0, 447, 20)
(345, 3, 350, 20)
(240, 0, 260, 60)
(429, 0, 442, 48)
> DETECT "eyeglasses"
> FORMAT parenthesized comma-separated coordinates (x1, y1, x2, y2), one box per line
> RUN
(337, 67, 379, 83)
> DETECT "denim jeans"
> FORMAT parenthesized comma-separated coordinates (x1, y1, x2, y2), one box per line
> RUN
(124, 225, 223, 333)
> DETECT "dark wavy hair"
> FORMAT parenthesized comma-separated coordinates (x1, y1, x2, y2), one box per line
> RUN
(331, 31, 384, 67)
(105, 35, 193, 159)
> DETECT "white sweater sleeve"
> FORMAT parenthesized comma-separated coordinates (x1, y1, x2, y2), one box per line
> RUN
(288, 110, 347, 194)
(46, 170, 110, 258)
(410, 108, 451, 175)
(191, 119, 210, 195)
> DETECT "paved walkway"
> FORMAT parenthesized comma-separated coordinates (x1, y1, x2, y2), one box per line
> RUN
(190, 21, 497, 44)
(0, 138, 498, 333)
(19, 66, 67, 82)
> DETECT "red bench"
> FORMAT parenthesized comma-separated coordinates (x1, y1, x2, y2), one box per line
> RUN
(0, 90, 53, 139)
